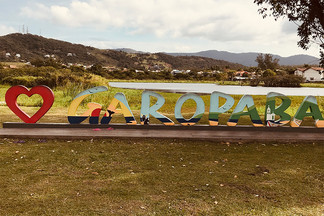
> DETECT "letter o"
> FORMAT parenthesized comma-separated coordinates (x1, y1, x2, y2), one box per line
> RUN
(174, 93, 205, 126)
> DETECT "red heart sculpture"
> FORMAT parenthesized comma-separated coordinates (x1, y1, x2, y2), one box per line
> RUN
(5, 85, 54, 123)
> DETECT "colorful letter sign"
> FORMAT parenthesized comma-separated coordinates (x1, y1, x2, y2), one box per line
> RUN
(4, 85, 324, 128)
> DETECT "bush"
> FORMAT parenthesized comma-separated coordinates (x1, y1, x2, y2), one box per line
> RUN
(263, 75, 304, 87)
(249, 78, 261, 87)
(2, 76, 37, 87)
(31, 58, 63, 69)
(0, 66, 108, 89)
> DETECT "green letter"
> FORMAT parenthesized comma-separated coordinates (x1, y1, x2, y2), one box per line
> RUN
(227, 95, 263, 127)
(291, 96, 324, 128)
(265, 92, 291, 127)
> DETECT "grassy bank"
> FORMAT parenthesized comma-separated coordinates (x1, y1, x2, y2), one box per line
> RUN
(109, 79, 324, 88)
(0, 138, 322, 215)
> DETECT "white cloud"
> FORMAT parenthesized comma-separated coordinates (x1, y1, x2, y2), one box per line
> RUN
(21, 3, 50, 20)
(0, 25, 16, 36)
(19, 0, 319, 57)
(21, 0, 288, 43)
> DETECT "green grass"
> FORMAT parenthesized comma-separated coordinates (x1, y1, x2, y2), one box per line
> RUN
(0, 138, 322, 215)
(0, 82, 323, 215)
(1, 62, 27, 67)
(301, 83, 324, 88)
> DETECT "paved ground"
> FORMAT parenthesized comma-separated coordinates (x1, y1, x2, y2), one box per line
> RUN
(0, 123, 323, 141)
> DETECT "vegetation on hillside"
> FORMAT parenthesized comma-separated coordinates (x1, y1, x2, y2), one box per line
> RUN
(0, 58, 236, 90)
(0, 34, 322, 90)
(0, 33, 243, 70)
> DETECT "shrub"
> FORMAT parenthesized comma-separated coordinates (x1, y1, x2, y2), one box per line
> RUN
(249, 78, 261, 87)
(2, 76, 37, 87)
(263, 75, 304, 87)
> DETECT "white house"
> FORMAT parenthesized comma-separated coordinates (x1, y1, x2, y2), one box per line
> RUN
(295, 67, 324, 82)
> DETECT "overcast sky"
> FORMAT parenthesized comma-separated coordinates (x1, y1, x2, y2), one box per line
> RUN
(0, 0, 320, 57)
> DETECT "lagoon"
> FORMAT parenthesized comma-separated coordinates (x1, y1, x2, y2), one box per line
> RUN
(109, 82, 324, 96)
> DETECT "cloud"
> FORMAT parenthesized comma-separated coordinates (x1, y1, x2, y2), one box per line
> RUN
(282, 21, 299, 35)
(82, 39, 197, 53)
(0, 25, 16, 36)
(21, 0, 286, 43)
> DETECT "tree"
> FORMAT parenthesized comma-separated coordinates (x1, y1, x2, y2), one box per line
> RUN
(262, 69, 276, 78)
(31, 58, 63, 69)
(255, 53, 279, 70)
(254, 0, 324, 66)
(88, 63, 104, 75)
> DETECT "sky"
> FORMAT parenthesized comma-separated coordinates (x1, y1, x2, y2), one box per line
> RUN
(0, 0, 320, 58)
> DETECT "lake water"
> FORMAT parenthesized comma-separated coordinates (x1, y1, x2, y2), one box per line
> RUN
(109, 82, 324, 96)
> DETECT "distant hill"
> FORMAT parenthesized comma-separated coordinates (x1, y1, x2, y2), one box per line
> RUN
(0, 33, 101, 64)
(0, 33, 243, 70)
(167, 50, 320, 66)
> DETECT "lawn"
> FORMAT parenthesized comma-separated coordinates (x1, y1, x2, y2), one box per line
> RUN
(0, 83, 323, 215)
(0, 138, 323, 215)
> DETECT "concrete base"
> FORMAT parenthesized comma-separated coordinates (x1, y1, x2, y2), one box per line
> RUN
(1, 122, 323, 141)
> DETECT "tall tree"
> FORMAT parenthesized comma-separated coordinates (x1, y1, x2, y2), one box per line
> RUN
(254, 0, 324, 66)
(256, 53, 279, 70)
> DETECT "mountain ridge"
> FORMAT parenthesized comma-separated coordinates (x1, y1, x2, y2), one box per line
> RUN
(0, 33, 318, 69)
(167, 50, 319, 66)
